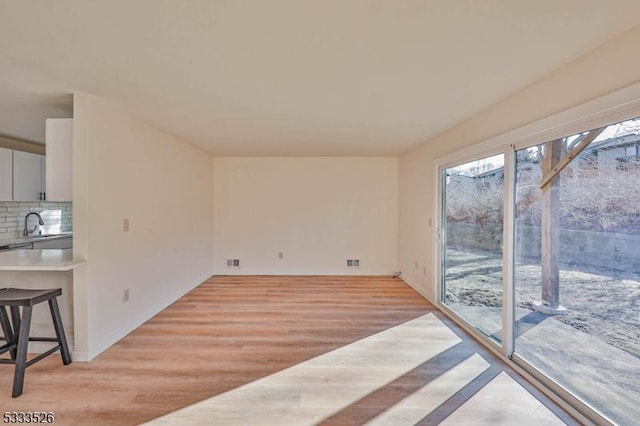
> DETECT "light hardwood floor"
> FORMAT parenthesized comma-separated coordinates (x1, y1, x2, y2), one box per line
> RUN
(0, 276, 576, 425)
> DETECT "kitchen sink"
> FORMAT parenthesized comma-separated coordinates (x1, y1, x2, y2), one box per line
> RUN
(28, 233, 72, 239)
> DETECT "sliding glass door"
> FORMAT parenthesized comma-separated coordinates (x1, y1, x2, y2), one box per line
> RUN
(441, 154, 505, 346)
(438, 116, 640, 425)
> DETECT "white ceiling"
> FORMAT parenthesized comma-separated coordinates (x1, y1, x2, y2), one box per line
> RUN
(0, 1, 639, 155)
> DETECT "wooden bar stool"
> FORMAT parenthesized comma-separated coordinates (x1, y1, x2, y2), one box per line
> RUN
(0, 288, 72, 397)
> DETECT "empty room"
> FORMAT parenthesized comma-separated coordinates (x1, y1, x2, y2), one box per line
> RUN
(0, 1, 639, 425)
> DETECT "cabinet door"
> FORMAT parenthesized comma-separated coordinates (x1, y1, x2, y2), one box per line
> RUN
(13, 151, 45, 201)
(45, 118, 73, 201)
(0, 148, 12, 201)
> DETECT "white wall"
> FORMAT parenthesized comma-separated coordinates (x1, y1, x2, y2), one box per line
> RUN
(73, 93, 214, 360)
(213, 157, 398, 275)
(399, 25, 640, 302)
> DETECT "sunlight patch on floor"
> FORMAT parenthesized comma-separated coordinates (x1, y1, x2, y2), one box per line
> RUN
(145, 313, 460, 425)
(440, 371, 565, 426)
(366, 353, 490, 425)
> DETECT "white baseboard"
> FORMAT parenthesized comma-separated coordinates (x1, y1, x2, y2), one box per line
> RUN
(399, 273, 434, 303)
(72, 349, 90, 362)
(213, 269, 396, 276)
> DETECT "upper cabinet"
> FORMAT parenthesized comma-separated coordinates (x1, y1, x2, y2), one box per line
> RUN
(0, 118, 72, 202)
(45, 118, 73, 201)
(0, 148, 13, 201)
(13, 150, 45, 201)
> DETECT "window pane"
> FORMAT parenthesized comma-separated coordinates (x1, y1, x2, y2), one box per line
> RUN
(442, 154, 504, 345)
(514, 117, 640, 425)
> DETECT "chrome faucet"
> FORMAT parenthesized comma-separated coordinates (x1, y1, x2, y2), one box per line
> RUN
(23, 212, 45, 237)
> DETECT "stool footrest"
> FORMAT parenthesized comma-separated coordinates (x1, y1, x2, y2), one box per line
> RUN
(29, 337, 59, 343)
(0, 342, 16, 355)
(26, 346, 61, 367)
(0, 346, 61, 366)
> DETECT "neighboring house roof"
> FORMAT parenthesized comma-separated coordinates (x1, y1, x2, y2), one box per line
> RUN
(586, 133, 640, 152)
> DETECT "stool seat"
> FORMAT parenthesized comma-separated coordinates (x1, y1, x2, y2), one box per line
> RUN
(0, 287, 71, 397)
(0, 288, 62, 306)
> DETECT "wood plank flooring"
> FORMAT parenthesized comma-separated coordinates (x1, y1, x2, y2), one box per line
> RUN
(0, 276, 437, 425)
(1, 276, 578, 425)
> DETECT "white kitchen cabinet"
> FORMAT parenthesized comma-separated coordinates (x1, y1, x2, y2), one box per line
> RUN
(45, 118, 73, 201)
(0, 148, 13, 201)
(13, 151, 45, 201)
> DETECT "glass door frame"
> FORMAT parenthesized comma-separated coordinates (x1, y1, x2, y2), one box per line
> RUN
(435, 146, 515, 357)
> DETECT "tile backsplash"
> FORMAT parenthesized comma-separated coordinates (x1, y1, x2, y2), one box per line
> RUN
(0, 201, 72, 240)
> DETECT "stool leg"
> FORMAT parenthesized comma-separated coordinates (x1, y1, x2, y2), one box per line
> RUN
(0, 306, 16, 360)
(48, 298, 71, 365)
(10, 306, 20, 339)
(12, 305, 32, 398)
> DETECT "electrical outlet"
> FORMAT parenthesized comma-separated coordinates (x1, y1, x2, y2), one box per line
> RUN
(278, 252, 284, 259)
(423, 266, 427, 275)
(415, 261, 418, 269)
(123, 218, 130, 232)
(123, 289, 130, 303)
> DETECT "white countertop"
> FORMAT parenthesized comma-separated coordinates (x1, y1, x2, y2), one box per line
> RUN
(0, 249, 86, 271)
